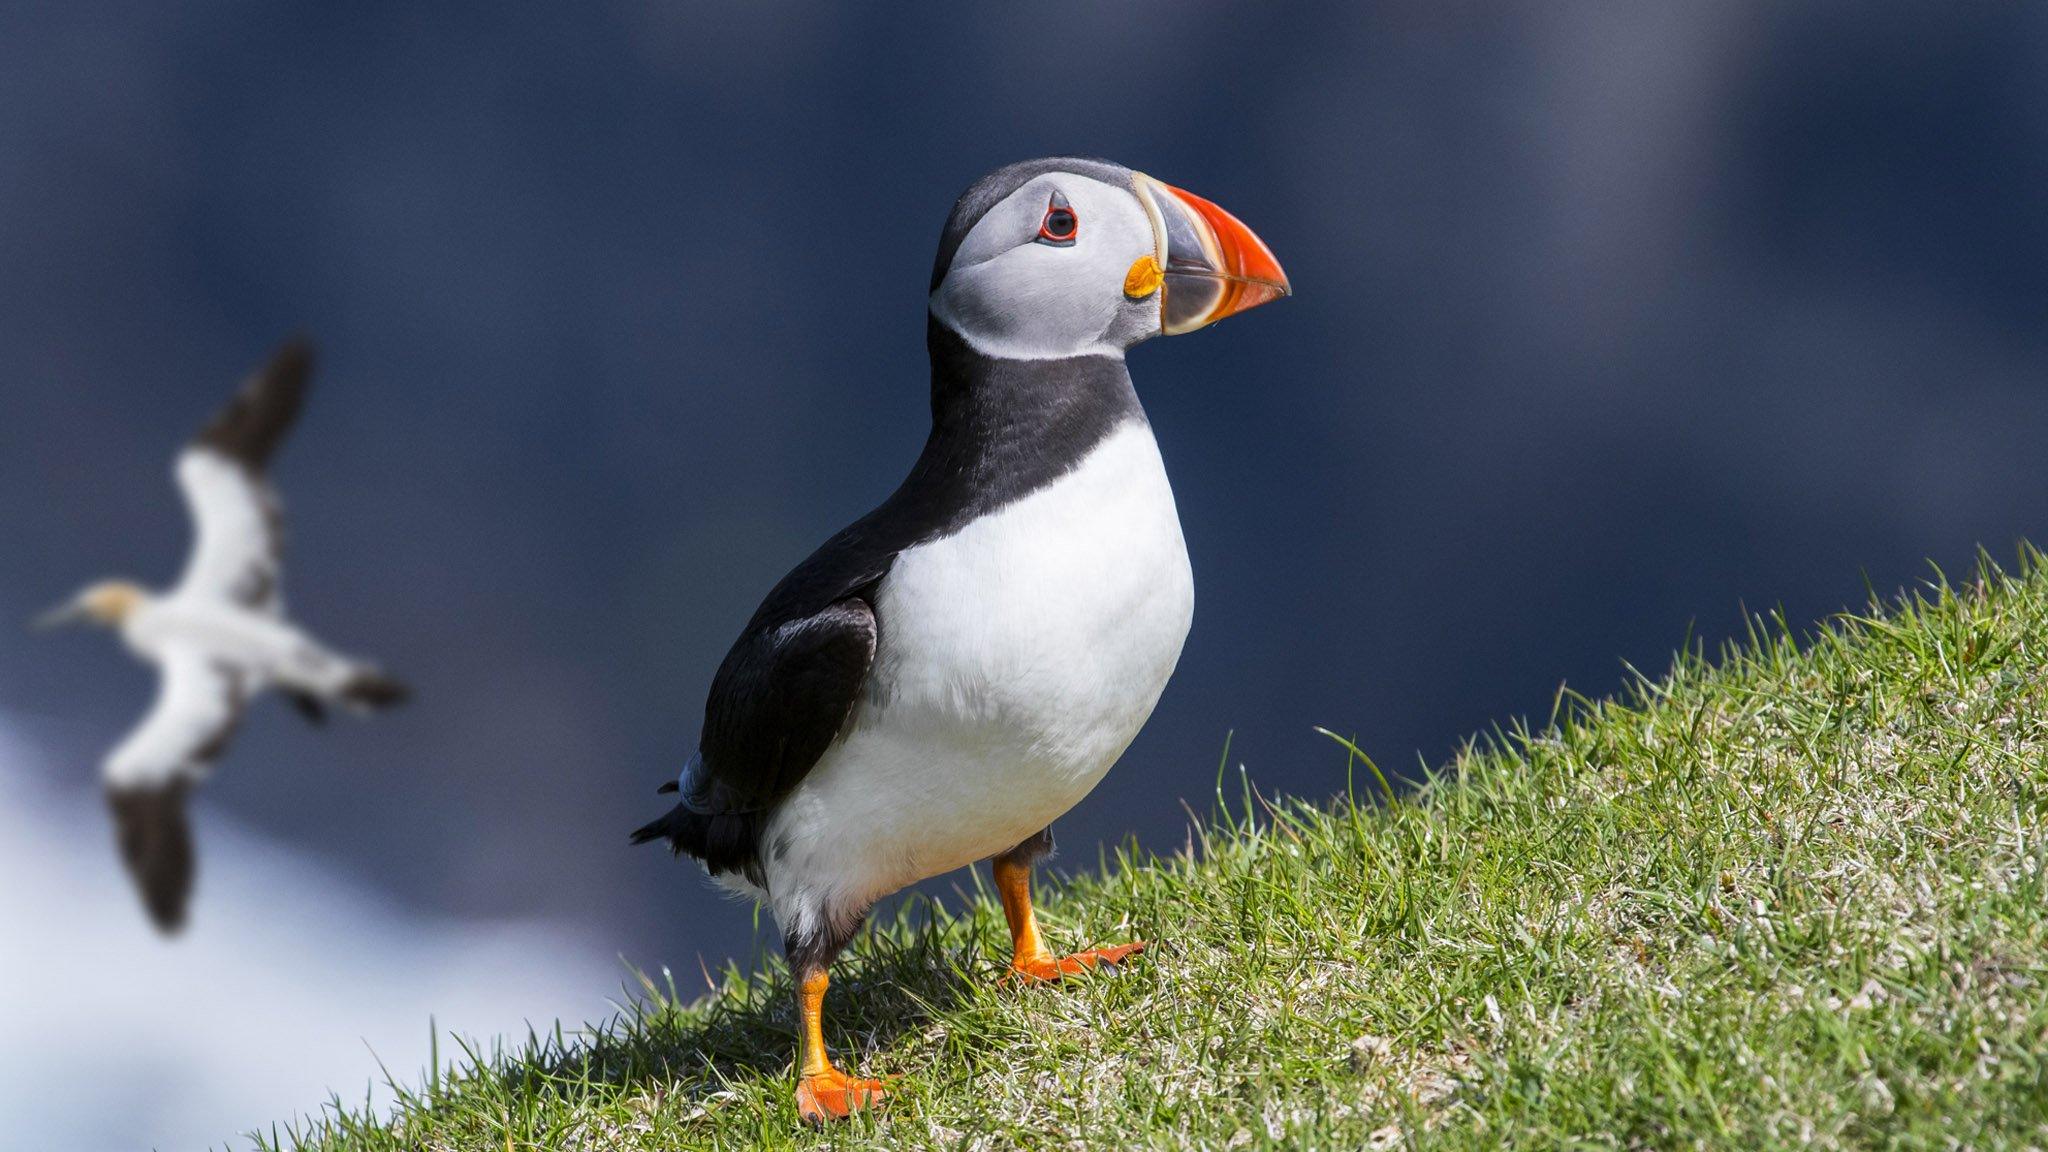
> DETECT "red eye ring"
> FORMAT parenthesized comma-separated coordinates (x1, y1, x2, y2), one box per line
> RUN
(1037, 197, 1078, 244)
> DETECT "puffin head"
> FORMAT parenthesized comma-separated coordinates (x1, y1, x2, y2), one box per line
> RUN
(929, 157, 1290, 360)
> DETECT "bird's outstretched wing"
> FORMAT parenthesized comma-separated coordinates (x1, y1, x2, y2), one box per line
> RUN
(106, 781, 194, 933)
(103, 645, 247, 933)
(193, 336, 312, 469)
(171, 338, 313, 612)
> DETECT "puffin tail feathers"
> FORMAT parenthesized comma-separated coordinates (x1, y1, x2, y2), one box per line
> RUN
(632, 754, 767, 878)
(630, 799, 766, 880)
(629, 805, 683, 849)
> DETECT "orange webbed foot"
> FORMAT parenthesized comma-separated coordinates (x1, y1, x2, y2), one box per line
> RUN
(1008, 940, 1148, 984)
(795, 1067, 892, 1124)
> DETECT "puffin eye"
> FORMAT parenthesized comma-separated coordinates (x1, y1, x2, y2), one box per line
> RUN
(1036, 194, 1078, 246)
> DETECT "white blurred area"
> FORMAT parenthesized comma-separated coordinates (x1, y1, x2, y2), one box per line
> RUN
(0, 720, 622, 1152)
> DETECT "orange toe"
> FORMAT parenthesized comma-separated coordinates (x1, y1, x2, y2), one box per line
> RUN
(795, 1068, 891, 1124)
(1009, 940, 1148, 983)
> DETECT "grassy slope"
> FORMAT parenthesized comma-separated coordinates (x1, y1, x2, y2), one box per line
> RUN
(270, 557, 2048, 1150)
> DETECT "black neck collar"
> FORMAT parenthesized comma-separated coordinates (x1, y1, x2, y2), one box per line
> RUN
(917, 316, 1144, 518)
(740, 318, 1149, 627)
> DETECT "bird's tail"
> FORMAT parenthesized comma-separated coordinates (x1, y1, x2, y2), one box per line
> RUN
(629, 803, 687, 849)
(629, 781, 698, 851)
(630, 780, 766, 879)
(107, 780, 195, 934)
(339, 669, 410, 712)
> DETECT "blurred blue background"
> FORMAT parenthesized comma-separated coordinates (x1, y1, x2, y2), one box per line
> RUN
(2, 3, 2046, 1144)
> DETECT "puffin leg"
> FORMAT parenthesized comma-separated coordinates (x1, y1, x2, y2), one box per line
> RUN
(786, 926, 889, 1123)
(992, 832, 1146, 983)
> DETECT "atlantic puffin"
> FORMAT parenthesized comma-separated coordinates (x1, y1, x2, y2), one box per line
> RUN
(633, 157, 1289, 1121)
(35, 338, 408, 932)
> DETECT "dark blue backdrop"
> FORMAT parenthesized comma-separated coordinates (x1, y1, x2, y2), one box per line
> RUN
(4, 2, 2044, 970)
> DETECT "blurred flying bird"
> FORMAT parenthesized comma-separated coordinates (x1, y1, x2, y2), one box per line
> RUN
(34, 338, 408, 933)
(633, 158, 1289, 1121)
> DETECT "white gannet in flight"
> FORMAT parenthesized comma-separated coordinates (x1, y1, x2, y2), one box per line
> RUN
(35, 338, 408, 933)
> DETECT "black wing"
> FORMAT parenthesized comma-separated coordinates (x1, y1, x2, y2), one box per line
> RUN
(631, 593, 878, 875)
(173, 337, 314, 611)
(107, 780, 196, 933)
(194, 336, 313, 470)
(694, 599, 878, 812)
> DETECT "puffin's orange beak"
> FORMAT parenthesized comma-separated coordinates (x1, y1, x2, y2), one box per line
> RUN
(1129, 173, 1291, 335)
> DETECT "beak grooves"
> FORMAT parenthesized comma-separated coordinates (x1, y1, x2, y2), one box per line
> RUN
(1132, 172, 1291, 335)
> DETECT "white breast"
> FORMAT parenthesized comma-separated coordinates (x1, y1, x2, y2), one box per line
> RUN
(759, 420, 1194, 933)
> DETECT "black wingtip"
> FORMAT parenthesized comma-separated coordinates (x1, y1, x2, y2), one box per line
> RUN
(107, 781, 195, 935)
(265, 333, 316, 383)
(150, 903, 189, 935)
(656, 780, 678, 794)
(194, 335, 316, 471)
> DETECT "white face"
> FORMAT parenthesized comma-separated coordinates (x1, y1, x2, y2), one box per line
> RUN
(929, 172, 1162, 361)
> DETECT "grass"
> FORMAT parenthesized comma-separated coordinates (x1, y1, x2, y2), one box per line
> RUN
(263, 552, 2048, 1150)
